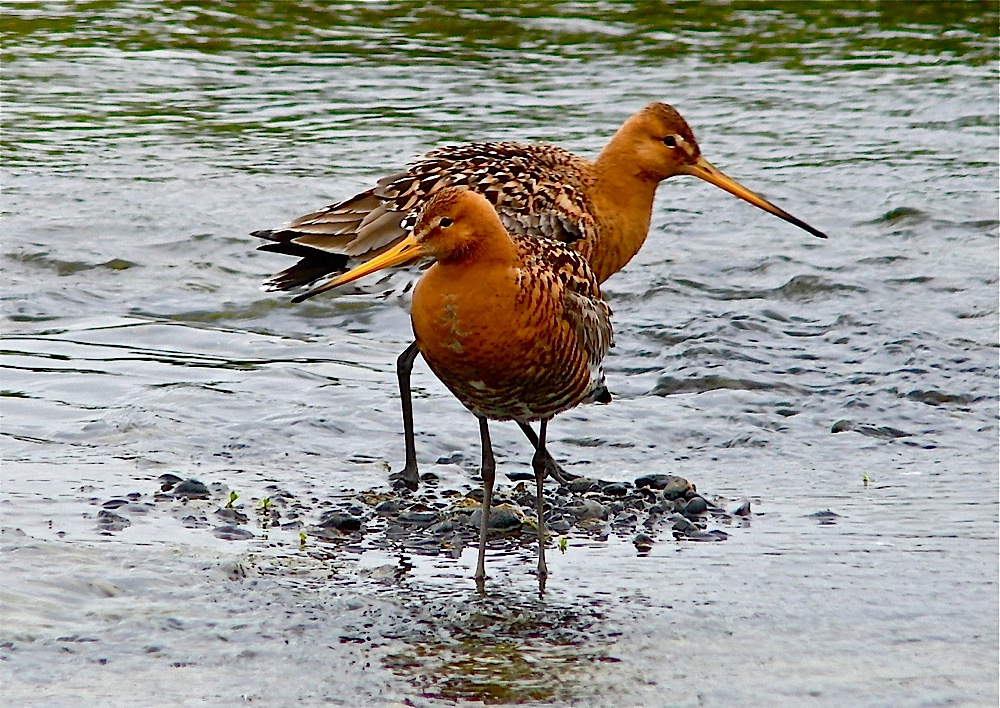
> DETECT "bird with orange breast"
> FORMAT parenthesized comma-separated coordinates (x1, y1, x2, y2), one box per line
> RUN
(321, 185, 613, 592)
(254, 102, 828, 489)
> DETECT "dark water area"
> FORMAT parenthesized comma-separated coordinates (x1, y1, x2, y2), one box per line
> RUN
(2, 2, 998, 705)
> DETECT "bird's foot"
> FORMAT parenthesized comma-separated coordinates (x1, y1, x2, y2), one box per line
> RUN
(543, 454, 578, 485)
(389, 464, 420, 492)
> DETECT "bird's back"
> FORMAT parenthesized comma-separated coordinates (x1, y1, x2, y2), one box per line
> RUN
(255, 142, 597, 293)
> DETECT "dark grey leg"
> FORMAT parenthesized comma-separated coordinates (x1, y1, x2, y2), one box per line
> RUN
(475, 416, 496, 593)
(532, 418, 550, 594)
(390, 341, 421, 491)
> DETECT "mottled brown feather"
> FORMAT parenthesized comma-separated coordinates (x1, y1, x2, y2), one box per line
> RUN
(403, 188, 613, 422)
(254, 101, 827, 295)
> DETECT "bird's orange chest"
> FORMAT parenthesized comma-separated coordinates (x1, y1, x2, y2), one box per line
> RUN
(410, 264, 542, 377)
(413, 268, 502, 356)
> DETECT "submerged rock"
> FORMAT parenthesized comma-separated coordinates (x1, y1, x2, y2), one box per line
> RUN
(97, 509, 131, 532)
(728, 499, 752, 516)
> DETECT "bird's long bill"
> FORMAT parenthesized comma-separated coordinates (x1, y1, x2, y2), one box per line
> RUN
(291, 237, 424, 302)
(681, 156, 828, 239)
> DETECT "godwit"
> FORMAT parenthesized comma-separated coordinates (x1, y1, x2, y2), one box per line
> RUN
(254, 102, 828, 488)
(320, 186, 613, 591)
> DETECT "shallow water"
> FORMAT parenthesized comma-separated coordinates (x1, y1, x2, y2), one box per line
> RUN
(2, 3, 998, 705)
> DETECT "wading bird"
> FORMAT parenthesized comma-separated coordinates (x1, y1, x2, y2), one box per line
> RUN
(320, 186, 613, 591)
(254, 102, 827, 489)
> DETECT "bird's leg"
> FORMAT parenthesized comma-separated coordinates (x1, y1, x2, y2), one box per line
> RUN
(532, 418, 550, 594)
(475, 416, 496, 594)
(390, 341, 421, 491)
(517, 420, 578, 484)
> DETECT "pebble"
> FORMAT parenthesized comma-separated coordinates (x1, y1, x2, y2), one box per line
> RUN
(667, 478, 694, 499)
(601, 482, 629, 497)
(133, 460, 746, 561)
(465, 488, 485, 502)
(547, 517, 572, 533)
(397, 509, 439, 524)
(728, 499, 752, 516)
(215, 508, 249, 525)
(505, 471, 536, 482)
(682, 496, 709, 517)
(172, 478, 211, 500)
(670, 514, 697, 534)
(375, 499, 405, 516)
(158, 473, 182, 490)
(647, 502, 671, 516)
(807, 509, 842, 526)
(564, 498, 608, 521)
(469, 505, 523, 531)
(567, 477, 598, 493)
(685, 529, 729, 542)
(213, 525, 254, 541)
(428, 519, 456, 534)
(612, 511, 638, 526)
(634, 474, 667, 489)
(318, 511, 363, 532)
(632, 532, 654, 551)
(97, 510, 130, 532)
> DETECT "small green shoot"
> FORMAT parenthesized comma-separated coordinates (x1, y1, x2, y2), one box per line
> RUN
(558, 536, 568, 553)
(226, 490, 238, 509)
(299, 531, 307, 549)
(862, 472, 871, 488)
(256, 497, 272, 512)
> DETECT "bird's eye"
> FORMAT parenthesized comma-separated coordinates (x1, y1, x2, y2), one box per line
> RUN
(439, 217, 453, 228)
(662, 135, 677, 148)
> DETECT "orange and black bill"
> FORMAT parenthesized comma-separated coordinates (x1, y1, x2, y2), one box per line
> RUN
(681, 156, 828, 239)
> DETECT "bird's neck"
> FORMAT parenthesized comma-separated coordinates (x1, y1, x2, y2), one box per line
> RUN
(434, 228, 520, 270)
(587, 148, 659, 283)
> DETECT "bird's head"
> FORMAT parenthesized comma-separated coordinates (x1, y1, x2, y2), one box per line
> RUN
(606, 102, 828, 239)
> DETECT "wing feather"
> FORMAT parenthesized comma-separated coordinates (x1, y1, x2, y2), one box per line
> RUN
(253, 142, 598, 293)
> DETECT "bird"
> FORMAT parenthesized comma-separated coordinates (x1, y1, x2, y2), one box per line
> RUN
(317, 185, 614, 592)
(254, 102, 828, 489)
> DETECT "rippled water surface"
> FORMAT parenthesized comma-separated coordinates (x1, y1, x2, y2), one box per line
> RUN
(3, 3, 998, 705)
